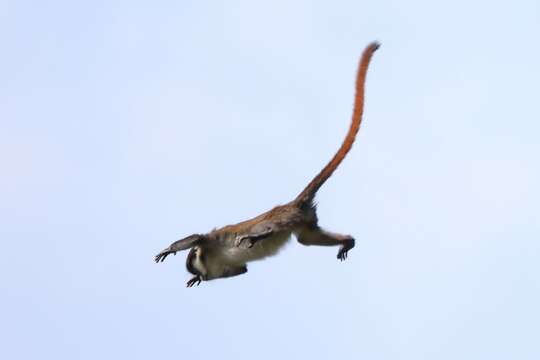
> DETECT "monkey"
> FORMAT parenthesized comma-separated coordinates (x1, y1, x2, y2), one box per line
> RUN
(155, 42, 380, 287)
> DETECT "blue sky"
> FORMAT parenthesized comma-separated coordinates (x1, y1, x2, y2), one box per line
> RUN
(1, 1, 539, 359)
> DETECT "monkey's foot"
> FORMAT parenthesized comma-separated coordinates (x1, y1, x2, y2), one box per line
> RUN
(155, 248, 176, 263)
(337, 237, 355, 261)
(186, 276, 202, 287)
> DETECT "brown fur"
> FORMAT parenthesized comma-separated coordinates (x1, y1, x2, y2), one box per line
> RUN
(294, 42, 380, 205)
(155, 42, 380, 286)
(215, 41, 380, 235)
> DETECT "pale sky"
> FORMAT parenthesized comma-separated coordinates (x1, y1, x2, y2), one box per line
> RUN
(1, 1, 539, 359)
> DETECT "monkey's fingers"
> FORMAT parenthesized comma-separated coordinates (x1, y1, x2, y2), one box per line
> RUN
(154, 252, 166, 263)
(154, 248, 175, 263)
(234, 235, 247, 247)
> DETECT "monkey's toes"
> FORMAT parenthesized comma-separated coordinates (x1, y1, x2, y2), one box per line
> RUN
(337, 237, 355, 261)
(186, 276, 201, 287)
(337, 248, 349, 261)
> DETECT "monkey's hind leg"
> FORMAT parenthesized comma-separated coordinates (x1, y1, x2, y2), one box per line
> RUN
(187, 266, 248, 288)
(186, 275, 202, 287)
(296, 227, 355, 261)
(222, 265, 248, 278)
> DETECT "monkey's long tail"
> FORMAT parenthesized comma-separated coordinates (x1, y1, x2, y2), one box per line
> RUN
(293, 41, 380, 206)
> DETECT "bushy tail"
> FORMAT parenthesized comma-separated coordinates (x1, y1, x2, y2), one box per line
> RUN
(294, 42, 380, 206)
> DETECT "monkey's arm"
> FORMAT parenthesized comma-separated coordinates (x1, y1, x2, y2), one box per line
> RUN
(155, 234, 203, 263)
(234, 225, 274, 248)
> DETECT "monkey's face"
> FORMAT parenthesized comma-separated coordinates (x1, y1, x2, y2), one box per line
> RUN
(185, 247, 206, 277)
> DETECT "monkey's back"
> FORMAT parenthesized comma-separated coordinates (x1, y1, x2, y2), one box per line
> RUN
(205, 204, 307, 267)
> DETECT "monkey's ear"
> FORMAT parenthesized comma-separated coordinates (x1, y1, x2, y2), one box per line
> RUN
(155, 234, 206, 263)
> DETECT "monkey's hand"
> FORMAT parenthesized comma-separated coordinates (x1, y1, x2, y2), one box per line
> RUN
(154, 247, 176, 263)
(155, 235, 204, 263)
(234, 227, 273, 248)
(337, 237, 355, 261)
(186, 276, 202, 287)
(234, 234, 256, 248)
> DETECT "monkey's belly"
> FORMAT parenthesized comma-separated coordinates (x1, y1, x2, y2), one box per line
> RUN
(225, 231, 292, 265)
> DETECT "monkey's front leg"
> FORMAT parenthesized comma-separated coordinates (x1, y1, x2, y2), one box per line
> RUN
(155, 234, 203, 263)
(234, 227, 273, 248)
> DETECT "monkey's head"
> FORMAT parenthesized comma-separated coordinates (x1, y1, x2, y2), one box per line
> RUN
(186, 245, 207, 279)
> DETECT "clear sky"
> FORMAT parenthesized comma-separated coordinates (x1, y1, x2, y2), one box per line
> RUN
(1, 1, 539, 359)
